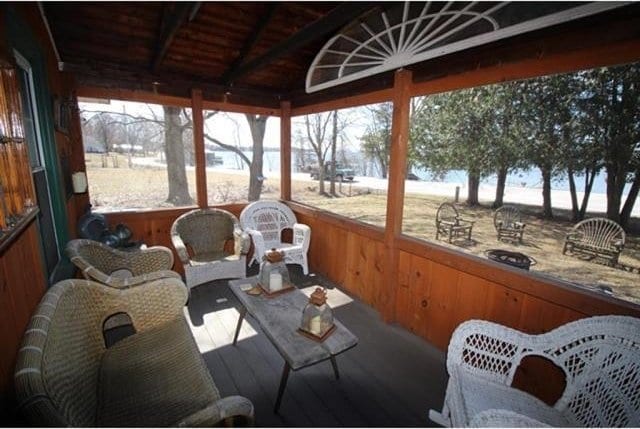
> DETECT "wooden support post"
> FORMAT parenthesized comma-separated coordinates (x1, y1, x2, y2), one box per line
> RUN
(191, 88, 207, 208)
(280, 101, 291, 201)
(382, 69, 412, 322)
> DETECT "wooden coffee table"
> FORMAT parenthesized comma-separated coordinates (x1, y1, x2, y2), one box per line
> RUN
(228, 276, 358, 412)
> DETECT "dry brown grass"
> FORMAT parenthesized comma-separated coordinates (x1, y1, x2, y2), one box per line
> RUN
(86, 153, 640, 305)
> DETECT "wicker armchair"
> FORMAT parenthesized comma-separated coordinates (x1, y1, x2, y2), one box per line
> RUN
(65, 239, 181, 288)
(429, 316, 640, 427)
(435, 202, 474, 243)
(14, 278, 254, 426)
(493, 205, 526, 243)
(171, 208, 249, 289)
(240, 200, 311, 274)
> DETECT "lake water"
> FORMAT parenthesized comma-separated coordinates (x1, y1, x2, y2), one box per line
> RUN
(212, 149, 631, 196)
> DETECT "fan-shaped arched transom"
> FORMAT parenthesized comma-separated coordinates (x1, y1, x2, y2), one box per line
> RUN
(306, 1, 628, 93)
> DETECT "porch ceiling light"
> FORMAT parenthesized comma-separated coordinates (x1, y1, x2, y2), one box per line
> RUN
(305, 1, 630, 93)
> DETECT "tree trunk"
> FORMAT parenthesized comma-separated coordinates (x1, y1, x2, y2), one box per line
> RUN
(578, 168, 597, 221)
(245, 114, 267, 202)
(467, 173, 480, 206)
(492, 166, 507, 209)
(606, 167, 624, 222)
(567, 167, 579, 221)
(620, 171, 640, 228)
(163, 106, 193, 206)
(329, 110, 338, 196)
(541, 167, 553, 219)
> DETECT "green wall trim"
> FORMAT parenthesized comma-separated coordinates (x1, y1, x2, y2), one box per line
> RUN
(4, 6, 70, 252)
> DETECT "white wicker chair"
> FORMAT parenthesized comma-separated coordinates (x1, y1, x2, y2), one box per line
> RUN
(429, 316, 640, 427)
(239, 200, 311, 274)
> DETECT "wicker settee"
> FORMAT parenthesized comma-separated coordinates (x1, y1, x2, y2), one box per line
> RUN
(65, 239, 181, 288)
(429, 316, 640, 427)
(14, 278, 254, 426)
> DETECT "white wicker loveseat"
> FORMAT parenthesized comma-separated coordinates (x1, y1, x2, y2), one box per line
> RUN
(429, 316, 640, 427)
(14, 278, 254, 427)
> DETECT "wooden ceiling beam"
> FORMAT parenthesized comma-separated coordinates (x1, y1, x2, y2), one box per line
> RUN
(151, 2, 201, 72)
(227, 2, 379, 84)
(220, 3, 279, 85)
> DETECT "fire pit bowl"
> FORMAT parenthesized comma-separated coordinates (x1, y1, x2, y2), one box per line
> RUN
(485, 249, 536, 271)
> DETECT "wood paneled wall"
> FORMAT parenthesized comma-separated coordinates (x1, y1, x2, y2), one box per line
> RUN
(0, 221, 45, 421)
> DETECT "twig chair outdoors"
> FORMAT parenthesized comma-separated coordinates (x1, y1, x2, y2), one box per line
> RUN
(493, 205, 526, 242)
(562, 217, 625, 266)
(435, 202, 474, 243)
(14, 278, 254, 426)
(171, 208, 249, 289)
(240, 200, 311, 274)
(65, 238, 180, 288)
(429, 315, 640, 427)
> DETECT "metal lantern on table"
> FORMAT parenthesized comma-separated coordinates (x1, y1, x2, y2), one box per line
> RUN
(258, 248, 290, 294)
(300, 287, 335, 340)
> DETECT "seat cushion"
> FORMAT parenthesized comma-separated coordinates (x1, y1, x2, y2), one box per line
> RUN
(451, 370, 574, 427)
(97, 319, 219, 427)
(190, 250, 240, 265)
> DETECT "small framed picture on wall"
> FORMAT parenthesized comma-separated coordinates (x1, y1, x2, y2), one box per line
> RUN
(53, 96, 70, 134)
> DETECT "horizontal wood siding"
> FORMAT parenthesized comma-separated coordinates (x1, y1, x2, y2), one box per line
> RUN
(0, 222, 46, 420)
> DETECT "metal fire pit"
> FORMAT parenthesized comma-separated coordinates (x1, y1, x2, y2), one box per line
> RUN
(485, 249, 536, 270)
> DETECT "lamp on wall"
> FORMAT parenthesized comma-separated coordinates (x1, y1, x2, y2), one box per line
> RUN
(71, 171, 87, 194)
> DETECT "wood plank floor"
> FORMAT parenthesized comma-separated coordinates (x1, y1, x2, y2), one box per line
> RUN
(185, 266, 448, 427)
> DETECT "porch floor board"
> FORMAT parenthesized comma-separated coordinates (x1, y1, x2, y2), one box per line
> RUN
(185, 267, 447, 427)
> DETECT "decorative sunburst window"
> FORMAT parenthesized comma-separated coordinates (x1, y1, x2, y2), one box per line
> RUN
(306, 1, 629, 93)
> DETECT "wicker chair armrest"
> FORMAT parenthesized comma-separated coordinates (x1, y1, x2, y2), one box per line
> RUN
(120, 277, 189, 332)
(171, 232, 191, 265)
(233, 227, 251, 256)
(125, 246, 175, 274)
(612, 239, 624, 250)
(292, 223, 311, 251)
(245, 228, 266, 259)
(447, 319, 530, 385)
(175, 396, 254, 427)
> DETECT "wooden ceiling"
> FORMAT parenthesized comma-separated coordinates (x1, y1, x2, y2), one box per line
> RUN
(42, 2, 640, 109)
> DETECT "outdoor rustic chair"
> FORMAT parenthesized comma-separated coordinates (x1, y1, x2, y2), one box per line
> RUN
(493, 205, 526, 242)
(240, 200, 311, 274)
(14, 278, 254, 426)
(429, 315, 640, 427)
(562, 217, 625, 266)
(171, 208, 249, 289)
(435, 202, 474, 243)
(65, 238, 181, 288)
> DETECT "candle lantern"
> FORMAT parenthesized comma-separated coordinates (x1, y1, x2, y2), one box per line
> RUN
(300, 287, 335, 340)
(258, 248, 290, 294)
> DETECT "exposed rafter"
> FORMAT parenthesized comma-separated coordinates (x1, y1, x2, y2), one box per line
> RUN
(151, 2, 201, 72)
(220, 3, 279, 85)
(228, 2, 379, 84)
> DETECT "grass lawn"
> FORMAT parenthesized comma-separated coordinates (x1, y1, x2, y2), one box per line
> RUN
(86, 153, 640, 305)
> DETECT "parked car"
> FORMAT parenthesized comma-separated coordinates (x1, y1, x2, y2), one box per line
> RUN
(310, 163, 355, 182)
